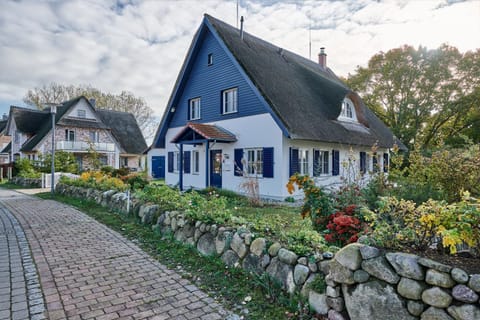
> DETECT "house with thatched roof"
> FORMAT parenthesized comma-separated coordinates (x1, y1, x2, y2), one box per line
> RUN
(150, 14, 403, 199)
(4, 96, 146, 171)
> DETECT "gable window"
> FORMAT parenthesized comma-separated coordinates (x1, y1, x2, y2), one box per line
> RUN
(299, 149, 309, 175)
(246, 148, 263, 176)
(339, 97, 357, 122)
(313, 149, 329, 176)
(192, 150, 200, 174)
(90, 131, 99, 143)
(77, 109, 86, 118)
(222, 88, 238, 114)
(207, 53, 213, 66)
(188, 98, 201, 120)
(65, 129, 75, 141)
(14, 130, 20, 143)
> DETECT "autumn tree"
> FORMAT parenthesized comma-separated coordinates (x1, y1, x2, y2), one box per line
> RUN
(23, 83, 157, 139)
(345, 45, 480, 150)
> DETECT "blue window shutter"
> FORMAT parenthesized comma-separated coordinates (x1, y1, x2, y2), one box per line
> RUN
(167, 152, 174, 173)
(289, 148, 299, 176)
(332, 150, 340, 176)
(383, 153, 389, 173)
(360, 151, 366, 174)
(183, 151, 191, 174)
(234, 148, 243, 176)
(263, 147, 274, 178)
(313, 149, 319, 177)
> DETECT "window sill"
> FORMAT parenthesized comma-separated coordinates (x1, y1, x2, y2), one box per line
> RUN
(222, 111, 238, 115)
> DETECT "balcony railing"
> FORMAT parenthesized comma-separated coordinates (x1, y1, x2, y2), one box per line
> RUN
(56, 141, 115, 152)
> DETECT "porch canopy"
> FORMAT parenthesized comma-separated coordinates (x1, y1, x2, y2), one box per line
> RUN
(170, 122, 236, 190)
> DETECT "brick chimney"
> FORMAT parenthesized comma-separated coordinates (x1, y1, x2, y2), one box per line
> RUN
(318, 47, 327, 68)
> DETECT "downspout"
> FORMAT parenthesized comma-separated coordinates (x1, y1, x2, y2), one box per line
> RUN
(179, 143, 183, 191)
(205, 141, 209, 188)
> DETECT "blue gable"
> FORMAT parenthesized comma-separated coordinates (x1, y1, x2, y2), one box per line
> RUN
(152, 17, 289, 148)
(169, 28, 268, 127)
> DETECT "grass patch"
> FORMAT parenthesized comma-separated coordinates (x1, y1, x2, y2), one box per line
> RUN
(37, 193, 316, 320)
(0, 181, 37, 189)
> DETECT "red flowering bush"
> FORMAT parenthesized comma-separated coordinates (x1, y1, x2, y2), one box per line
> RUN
(324, 205, 363, 245)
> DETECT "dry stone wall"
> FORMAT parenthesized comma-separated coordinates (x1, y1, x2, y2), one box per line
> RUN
(55, 184, 480, 320)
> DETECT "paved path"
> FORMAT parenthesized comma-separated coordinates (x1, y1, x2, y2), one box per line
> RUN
(0, 189, 233, 320)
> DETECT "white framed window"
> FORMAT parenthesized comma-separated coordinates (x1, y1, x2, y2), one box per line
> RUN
(77, 109, 86, 118)
(207, 53, 213, 66)
(90, 131, 99, 142)
(99, 156, 108, 166)
(14, 130, 20, 143)
(65, 129, 75, 141)
(246, 148, 263, 176)
(192, 150, 200, 174)
(222, 88, 238, 114)
(299, 149, 309, 175)
(339, 97, 357, 121)
(173, 151, 180, 172)
(188, 98, 201, 120)
(313, 149, 329, 176)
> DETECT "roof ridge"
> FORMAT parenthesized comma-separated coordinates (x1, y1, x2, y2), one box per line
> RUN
(96, 108, 135, 116)
(10, 105, 47, 113)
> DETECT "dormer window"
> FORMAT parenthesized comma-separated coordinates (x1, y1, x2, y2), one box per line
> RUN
(339, 97, 357, 122)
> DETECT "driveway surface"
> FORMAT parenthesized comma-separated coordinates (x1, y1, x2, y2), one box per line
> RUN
(0, 189, 233, 320)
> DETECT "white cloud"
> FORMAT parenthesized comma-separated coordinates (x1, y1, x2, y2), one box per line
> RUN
(0, 0, 479, 119)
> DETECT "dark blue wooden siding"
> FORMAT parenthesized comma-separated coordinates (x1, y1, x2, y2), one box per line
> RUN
(169, 29, 268, 128)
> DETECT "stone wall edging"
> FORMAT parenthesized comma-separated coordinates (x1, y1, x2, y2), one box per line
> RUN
(55, 184, 480, 320)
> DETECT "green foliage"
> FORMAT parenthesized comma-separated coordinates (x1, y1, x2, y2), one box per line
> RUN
(119, 173, 149, 191)
(346, 45, 480, 149)
(364, 193, 480, 254)
(308, 275, 326, 294)
(183, 190, 232, 225)
(283, 229, 326, 256)
(135, 184, 186, 212)
(39, 151, 79, 174)
(388, 143, 480, 203)
(15, 158, 41, 178)
(60, 171, 127, 191)
(286, 173, 334, 231)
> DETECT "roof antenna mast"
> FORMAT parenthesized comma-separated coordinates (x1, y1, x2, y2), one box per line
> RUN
(240, 16, 244, 40)
(309, 21, 312, 60)
(236, 0, 239, 28)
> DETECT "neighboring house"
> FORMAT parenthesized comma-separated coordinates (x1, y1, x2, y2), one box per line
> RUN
(0, 118, 11, 164)
(5, 96, 147, 171)
(150, 14, 404, 199)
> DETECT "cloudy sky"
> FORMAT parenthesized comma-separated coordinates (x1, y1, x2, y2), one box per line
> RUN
(1, 0, 479, 120)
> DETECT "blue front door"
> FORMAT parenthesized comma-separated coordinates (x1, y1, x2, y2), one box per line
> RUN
(152, 156, 165, 179)
(210, 150, 222, 188)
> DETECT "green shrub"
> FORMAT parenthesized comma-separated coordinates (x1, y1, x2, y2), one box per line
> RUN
(135, 184, 186, 212)
(286, 174, 334, 231)
(184, 190, 232, 224)
(363, 193, 480, 254)
(15, 158, 41, 178)
(120, 173, 149, 190)
(39, 151, 79, 174)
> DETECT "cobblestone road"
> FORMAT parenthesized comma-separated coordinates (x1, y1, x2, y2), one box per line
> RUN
(0, 189, 233, 320)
